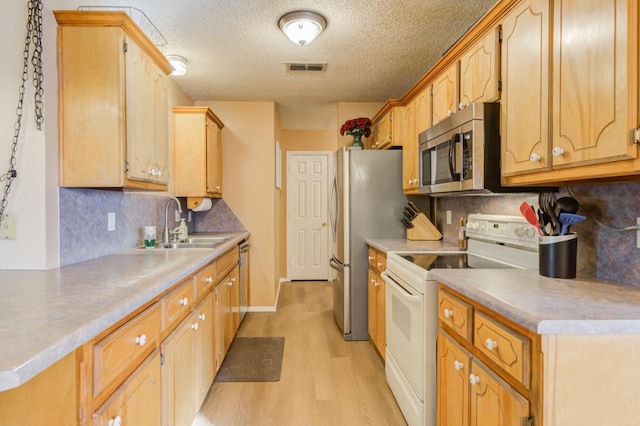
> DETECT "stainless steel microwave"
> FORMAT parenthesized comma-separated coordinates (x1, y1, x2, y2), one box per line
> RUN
(419, 102, 502, 195)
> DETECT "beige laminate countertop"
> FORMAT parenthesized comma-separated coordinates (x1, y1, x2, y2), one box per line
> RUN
(431, 268, 640, 335)
(365, 238, 461, 253)
(0, 232, 248, 392)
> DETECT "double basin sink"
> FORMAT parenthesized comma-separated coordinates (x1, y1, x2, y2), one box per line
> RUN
(149, 236, 231, 249)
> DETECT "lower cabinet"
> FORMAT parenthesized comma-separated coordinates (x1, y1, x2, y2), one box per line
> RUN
(93, 350, 162, 426)
(214, 264, 240, 369)
(367, 246, 387, 359)
(162, 291, 216, 426)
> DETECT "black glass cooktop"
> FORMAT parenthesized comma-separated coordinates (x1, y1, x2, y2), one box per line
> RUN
(398, 253, 517, 270)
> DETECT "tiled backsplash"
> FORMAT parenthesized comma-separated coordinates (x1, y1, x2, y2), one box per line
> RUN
(433, 181, 640, 287)
(59, 189, 244, 266)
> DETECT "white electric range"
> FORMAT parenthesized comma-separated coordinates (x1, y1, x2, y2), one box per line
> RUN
(381, 213, 539, 426)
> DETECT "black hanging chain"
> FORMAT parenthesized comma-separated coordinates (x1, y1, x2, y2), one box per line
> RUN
(0, 0, 44, 225)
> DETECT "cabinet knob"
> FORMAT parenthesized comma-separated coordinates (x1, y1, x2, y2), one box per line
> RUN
(205, 276, 213, 284)
(108, 416, 122, 426)
(469, 374, 480, 385)
(377, 262, 383, 269)
(443, 308, 453, 319)
(192, 322, 199, 330)
(368, 256, 374, 261)
(485, 338, 498, 350)
(180, 297, 189, 306)
(458, 102, 467, 110)
(529, 153, 541, 162)
(198, 313, 206, 321)
(413, 178, 418, 185)
(215, 185, 221, 191)
(552, 147, 565, 157)
(370, 278, 376, 284)
(453, 360, 464, 371)
(157, 170, 163, 177)
(447, 110, 454, 116)
(227, 280, 233, 287)
(134, 334, 147, 346)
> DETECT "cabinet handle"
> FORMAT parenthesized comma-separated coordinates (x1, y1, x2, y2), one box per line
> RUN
(370, 278, 376, 284)
(192, 322, 199, 330)
(447, 110, 454, 116)
(368, 256, 374, 261)
(198, 313, 206, 321)
(552, 147, 565, 157)
(215, 185, 221, 191)
(108, 416, 122, 426)
(180, 297, 189, 306)
(529, 153, 541, 162)
(227, 280, 233, 287)
(469, 374, 480, 385)
(458, 102, 467, 110)
(134, 334, 147, 346)
(443, 308, 453, 319)
(377, 261, 383, 269)
(453, 360, 464, 371)
(205, 276, 213, 284)
(485, 338, 498, 350)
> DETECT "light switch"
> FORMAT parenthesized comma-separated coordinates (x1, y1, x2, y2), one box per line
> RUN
(446, 210, 452, 225)
(0, 214, 17, 239)
(108, 212, 116, 231)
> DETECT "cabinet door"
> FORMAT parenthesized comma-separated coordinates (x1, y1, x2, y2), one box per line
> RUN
(469, 358, 529, 426)
(375, 111, 392, 149)
(437, 332, 471, 426)
(162, 315, 197, 426)
(459, 26, 501, 108)
(196, 292, 215, 406)
(431, 63, 459, 125)
(500, 0, 551, 176)
(94, 350, 161, 426)
(375, 273, 386, 358)
(152, 64, 169, 183)
(214, 282, 230, 369)
(367, 269, 378, 345)
(551, 0, 638, 168)
(206, 119, 223, 197)
(401, 101, 418, 192)
(228, 265, 240, 338)
(125, 37, 157, 183)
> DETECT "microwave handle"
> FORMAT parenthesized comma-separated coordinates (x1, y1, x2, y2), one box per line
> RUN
(448, 133, 462, 181)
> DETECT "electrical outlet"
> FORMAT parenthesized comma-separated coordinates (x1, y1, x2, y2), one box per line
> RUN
(637, 218, 640, 249)
(446, 210, 452, 225)
(175, 210, 181, 222)
(0, 214, 17, 239)
(108, 212, 116, 232)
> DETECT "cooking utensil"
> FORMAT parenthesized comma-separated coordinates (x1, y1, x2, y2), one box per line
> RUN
(557, 196, 580, 214)
(400, 218, 414, 229)
(407, 202, 421, 215)
(540, 192, 561, 235)
(519, 202, 541, 235)
(558, 212, 586, 235)
(403, 206, 417, 221)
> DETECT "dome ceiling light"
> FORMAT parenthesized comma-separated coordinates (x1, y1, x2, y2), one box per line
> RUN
(278, 10, 327, 47)
(166, 55, 188, 76)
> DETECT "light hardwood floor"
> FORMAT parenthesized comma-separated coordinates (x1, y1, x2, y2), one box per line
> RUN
(193, 281, 407, 426)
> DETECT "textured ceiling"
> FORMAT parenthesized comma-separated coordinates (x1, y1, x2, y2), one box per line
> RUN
(49, 0, 498, 130)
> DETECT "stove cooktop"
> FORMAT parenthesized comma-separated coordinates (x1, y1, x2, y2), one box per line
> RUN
(398, 252, 518, 270)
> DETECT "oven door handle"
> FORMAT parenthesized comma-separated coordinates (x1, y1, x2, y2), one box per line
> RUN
(381, 271, 422, 301)
(448, 133, 462, 181)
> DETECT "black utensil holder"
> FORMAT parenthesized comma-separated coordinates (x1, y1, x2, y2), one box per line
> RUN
(539, 233, 577, 279)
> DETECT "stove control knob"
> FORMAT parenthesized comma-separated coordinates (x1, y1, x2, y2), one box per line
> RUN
(525, 227, 536, 239)
(514, 226, 525, 237)
(467, 221, 479, 231)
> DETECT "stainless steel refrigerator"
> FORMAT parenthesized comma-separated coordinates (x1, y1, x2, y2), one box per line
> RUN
(329, 147, 408, 340)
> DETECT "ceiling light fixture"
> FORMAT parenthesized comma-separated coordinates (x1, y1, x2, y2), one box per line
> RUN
(166, 55, 188, 76)
(278, 10, 326, 47)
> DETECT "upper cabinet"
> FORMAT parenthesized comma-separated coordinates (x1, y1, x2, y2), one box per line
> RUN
(370, 102, 403, 149)
(502, 0, 640, 185)
(459, 27, 501, 110)
(431, 63, 459, 126)
(55, 11, 172, 190)
(500, 0, 551, 176)
(173, 107, 225, 198)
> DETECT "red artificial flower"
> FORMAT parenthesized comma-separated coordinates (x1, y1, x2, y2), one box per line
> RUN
(340, 117, 372, 138)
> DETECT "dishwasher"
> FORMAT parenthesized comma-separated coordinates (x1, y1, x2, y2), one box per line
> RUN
(238, 238, 251, 322)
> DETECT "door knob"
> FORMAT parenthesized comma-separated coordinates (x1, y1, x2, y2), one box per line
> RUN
(322, 222, 327, 227)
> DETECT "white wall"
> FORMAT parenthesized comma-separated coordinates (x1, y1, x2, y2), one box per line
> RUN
(0, 4, 58, 269)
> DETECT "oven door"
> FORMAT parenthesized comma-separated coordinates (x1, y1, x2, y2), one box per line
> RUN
(382, 270, 425, 400)
(419, 131, 465, 194)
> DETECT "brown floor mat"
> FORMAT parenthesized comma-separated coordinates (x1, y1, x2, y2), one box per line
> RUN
(215, 337, 285, 382)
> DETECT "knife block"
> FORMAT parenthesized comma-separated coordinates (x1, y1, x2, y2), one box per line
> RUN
(407, 213, 442, 241)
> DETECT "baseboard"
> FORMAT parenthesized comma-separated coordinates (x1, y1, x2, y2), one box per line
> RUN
(246, 278, 289, 313)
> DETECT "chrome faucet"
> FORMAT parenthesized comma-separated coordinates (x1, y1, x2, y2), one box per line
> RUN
(163, 197, 183, 244)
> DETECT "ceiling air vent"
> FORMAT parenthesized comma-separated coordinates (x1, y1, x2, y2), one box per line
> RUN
(284, 62, 327, 72)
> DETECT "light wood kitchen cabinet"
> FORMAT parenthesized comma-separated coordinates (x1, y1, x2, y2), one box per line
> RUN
(173, 107, 225, 198)
(431, 62, 459, 126)
(400, 100, 419, 193)
(370, 102, 403, 150)
(500, 0, 551, 177)
(196, 292, 216, 406)
(161, 278, 195, 333)
(438, 286, 537, 425)
(458, 26, 501, 109)
(55, 11, 172, 190)
(367, 246, 387, 359)
(93, 350, 162, 426)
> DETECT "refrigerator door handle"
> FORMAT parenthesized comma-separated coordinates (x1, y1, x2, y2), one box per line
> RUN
(329, 256, 344, 271)
(329, 173, 339, 241)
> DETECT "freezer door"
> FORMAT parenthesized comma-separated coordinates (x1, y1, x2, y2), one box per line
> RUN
(332, 148, 348, 264)
(330, 256, 350, 336)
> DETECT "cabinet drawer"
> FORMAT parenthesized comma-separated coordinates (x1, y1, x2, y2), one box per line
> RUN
(474, 311, 530, 387)
(375, 252, 387, 272)
(216, 248, 238, 279)
(368, 247, 377, 268)
(93, 304, 161, 397)
(162, 279, 195, 332)
(195, 262, 216, 301)
(438, 290, 473, 342)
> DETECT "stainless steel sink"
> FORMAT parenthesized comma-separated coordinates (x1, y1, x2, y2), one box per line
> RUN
(139, 236, 231, 249)
(184, 237, 231, 244)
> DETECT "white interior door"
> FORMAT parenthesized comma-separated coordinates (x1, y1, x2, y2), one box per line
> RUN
(287, 151, 330, 280)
